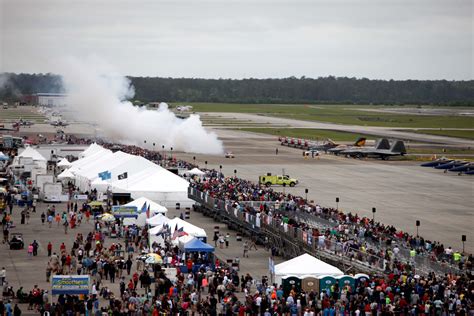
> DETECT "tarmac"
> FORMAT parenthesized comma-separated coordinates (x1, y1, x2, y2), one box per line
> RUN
(176, 128, 474, 253)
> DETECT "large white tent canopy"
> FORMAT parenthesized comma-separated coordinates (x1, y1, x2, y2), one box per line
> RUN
(18, 146, 47, 162)
(274, 253, 343, 285)
(70, 144, 192, 206)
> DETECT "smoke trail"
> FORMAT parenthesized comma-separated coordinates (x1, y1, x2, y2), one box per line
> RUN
(58, 57, 223, 154)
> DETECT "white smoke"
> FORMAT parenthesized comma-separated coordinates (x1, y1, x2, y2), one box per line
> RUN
(58, 57, 223, 154)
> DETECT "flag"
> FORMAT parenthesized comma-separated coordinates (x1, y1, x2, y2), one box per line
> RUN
(118, 172, 128, 180)
(177, 227, 188, 237)
(98, 171, 111, 180)
(140, 202, 147, 214)
(172, 224, 179, 240)
(146, 204, 151, 218)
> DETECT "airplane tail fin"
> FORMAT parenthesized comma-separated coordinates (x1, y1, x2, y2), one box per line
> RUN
(326, 138, 337, 146)
(390, 140, 406, 154)
(375, 138, 390, 150)
(354, 137, 366, 147)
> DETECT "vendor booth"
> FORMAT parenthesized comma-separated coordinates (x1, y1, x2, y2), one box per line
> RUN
(180, 237, 215, 273)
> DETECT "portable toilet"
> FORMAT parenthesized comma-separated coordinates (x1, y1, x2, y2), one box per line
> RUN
(301, 276, 319, 293)
(337, 275, 355, 293)
(354, 273, 370, 288)
(319, 275, 337, 294)
(282, 276, 302, 296)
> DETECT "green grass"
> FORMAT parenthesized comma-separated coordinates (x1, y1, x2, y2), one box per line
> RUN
(409, 129, 474, 140)
(184, 103, 474, 129)
(235, 127, 373, 142)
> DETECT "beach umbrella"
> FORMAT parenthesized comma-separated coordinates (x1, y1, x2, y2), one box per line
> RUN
(99, 213, 115, 222)
(88, 201, 103, 207)
(145, 253, 163, 264)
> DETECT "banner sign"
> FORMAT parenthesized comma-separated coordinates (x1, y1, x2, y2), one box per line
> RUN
(52, 275, 90, 295)
(73, 194, 88, 200)
(112, 205, 138, 218)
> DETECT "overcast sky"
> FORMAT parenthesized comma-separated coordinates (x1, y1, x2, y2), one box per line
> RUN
(0, 0, 472, 80)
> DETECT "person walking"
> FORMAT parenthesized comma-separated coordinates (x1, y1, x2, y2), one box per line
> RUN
(40, 212, 46, 225)
(47, 242, 52, 257)
(225, 233, 230, 248)
(27, 244, 33, 258)
(47, 214, 53, 228)
(0, 267, 6, 286)
(243, 241, 249, 258)
(32, 240, 39, 256)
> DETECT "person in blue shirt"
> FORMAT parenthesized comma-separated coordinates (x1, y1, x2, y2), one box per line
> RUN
(5, 300, 12, 316)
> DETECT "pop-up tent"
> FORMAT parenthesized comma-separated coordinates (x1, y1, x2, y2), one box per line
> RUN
(124, 197, 168, 214)
(79, 143, 107, 158)
(168, 218, 207, 240)
(183, 237, 214, 252)
(146, 213, 171, 227)
(57, 169, 75, 180)
(186, 168, 205, 176)
(274, 253, 343, 285)
(122, 198, 168, 227)
(57, 157, 72, 168)
(17, 146, 47, 169)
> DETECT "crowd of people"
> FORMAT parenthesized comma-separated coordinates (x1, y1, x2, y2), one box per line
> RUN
(1, 137, 472, 315)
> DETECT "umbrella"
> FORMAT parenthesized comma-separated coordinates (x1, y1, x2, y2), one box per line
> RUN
(88, 201, 103, 207)
(144, 253, 163, 264)
(99, 213, 115, 222)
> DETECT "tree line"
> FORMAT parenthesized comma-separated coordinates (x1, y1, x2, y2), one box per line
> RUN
(1, 73, 473, 105)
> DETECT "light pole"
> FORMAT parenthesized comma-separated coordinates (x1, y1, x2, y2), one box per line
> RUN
(336, 197, 339, 210)
(234, 169, 237, 178)
(193, 156, 196, 165)
(416, 220, 420, 237)
(152, 142, 155, 151)
(219, 165, 222, 174)
(305, 188, 308, 201)
(170, 147, 173, 160)
(205, 161, 208, 169)
(372, 207, 376, 222)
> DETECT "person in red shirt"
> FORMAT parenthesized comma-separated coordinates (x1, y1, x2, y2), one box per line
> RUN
(132, 272, 139, 290)
(60, 242, 66, 252)
(47, 242, 52, 257)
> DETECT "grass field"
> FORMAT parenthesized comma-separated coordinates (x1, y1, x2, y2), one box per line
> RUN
(409, 129, 474, 140)
(184, 103, 474, 129)
(235, 127, 373, 142)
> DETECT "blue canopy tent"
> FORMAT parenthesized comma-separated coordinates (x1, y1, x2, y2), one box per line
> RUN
(181, 238, 215, 273)
(184, 238, 215, 252)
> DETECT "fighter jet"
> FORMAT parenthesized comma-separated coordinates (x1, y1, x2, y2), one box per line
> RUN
(307, 139, 339, 153)
(363, 140, 407, 160)
(435, 160, 468, 172)
(13, 118, 34, 127)
(420, 157, 453, 167)
(327, 137, 367, 155)
(339, 138, 390, 158)
(50, 120, 69, 127)
(448, 162, 474, 175)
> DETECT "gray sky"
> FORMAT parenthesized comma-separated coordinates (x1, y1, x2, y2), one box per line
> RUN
(1, 0, 472, 80)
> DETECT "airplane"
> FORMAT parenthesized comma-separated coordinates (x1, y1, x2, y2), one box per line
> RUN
(420, 157, 454, 167)
(327, 137, 367, 155)
(363, 140, 407, 160)
(310, 139, 339, 153)
(448, 162, 474, 175)
(50, 120, 69, 127)
(339, 138, 391, 158)
(12, 119, 34, 127)
(434, 160, 468, 172)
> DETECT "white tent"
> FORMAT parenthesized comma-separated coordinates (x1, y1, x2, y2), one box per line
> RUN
(148, 217, 171, 234)
(147, 213, 171, 227)
(124, 197, 168, 214)
(186, 168, 205, 176)
(148, 217, 206, 248)
(19, 147, 47, 161)
(57, 168, 75, 179)
(121, 199, 168, 227)
(57, 157, 72, 168)
(79, 143, 106, 158)
(111, 165, 192, 207)
(18, 146, 47, 169)
(274, 253, 343, 285)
